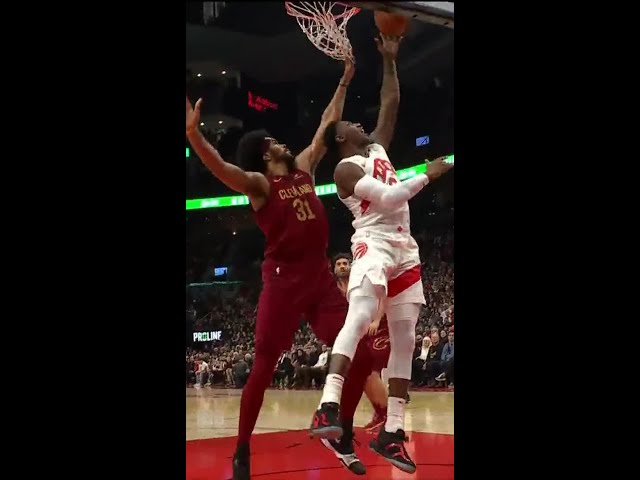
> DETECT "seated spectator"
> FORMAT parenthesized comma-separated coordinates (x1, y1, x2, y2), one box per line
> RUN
(210, 356, 226, 385)
(186, 356, 196, 386)
(224, 355, 235, 387)
(423, 332, 445, 387)
(195, 357, 209, 388)
(440, 328, 449, 344)
(273, 351, 293, 389)
(437, 330, 454, 388)
(309, 344, 329, 389)
(233, 355, 250, 388)
(412, 336, 432, 385)
(293, 348, 309, 388)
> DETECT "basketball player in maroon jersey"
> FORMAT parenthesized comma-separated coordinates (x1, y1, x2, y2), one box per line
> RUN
(187, 60, 375, 479)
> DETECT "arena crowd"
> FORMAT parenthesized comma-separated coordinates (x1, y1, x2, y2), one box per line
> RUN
(186, 229, 454, 391)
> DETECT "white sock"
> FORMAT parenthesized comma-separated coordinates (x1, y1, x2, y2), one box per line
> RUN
(319, 374, 345, 407)
(385, 396, 406, 433)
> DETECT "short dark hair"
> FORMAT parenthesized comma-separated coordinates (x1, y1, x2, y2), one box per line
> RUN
(323, 121, 340, 161)
(236, 129, 270, 173)
(332, 252, 351, 268)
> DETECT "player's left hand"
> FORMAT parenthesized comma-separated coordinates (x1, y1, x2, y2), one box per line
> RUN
(375, 34, 402, 60)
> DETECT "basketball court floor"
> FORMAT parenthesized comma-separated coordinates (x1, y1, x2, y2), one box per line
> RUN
(186, 388, 454, 479)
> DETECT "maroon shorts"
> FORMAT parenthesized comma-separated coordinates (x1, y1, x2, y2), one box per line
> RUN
(255, 259, 355, 355)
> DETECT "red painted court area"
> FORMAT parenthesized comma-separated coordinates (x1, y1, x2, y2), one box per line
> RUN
(186, 428, 453, 480)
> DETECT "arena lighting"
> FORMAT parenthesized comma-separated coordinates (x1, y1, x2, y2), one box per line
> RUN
(185, 155, 453, 210)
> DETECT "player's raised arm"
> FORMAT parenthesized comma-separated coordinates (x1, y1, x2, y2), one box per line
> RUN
(186, 97, 268, 198)
(334, 158, 452, 210)
(296, 59, 355, 177)
(369, 35, 402, 150)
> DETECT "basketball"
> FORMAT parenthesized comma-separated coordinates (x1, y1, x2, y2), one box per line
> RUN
(374, 10, 410, 36)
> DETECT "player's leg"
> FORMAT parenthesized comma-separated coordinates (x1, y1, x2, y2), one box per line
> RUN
(364, 324, 391, 432)
(369, 301, 421, 474)
(319, 341, 370, 476)
(364, 371, 388, 432)
(232, 284, 300, 480)
(305, 275, 371, 475)
(310, 276, 381, 438)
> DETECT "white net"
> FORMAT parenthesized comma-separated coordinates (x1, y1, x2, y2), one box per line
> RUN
(285, 2, 360, 61)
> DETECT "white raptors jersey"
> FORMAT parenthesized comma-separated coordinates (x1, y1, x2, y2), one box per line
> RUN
(338, 143, 411, 236)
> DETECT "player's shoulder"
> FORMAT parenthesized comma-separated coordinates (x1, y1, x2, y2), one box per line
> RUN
(337, 154, 366, 169)
(366, 142, 387, 156)
(368, 142, 385, 152)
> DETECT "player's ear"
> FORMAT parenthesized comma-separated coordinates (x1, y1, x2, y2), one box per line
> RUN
(335, 134, 345, 144)
(263, 151, 271, 162)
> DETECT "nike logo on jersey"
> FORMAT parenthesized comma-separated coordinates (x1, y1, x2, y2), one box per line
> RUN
(294, 174, 303, 179)
(274, 178, 282, 183)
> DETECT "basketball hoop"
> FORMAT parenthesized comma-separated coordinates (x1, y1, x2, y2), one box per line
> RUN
(285, 2, 361, 61)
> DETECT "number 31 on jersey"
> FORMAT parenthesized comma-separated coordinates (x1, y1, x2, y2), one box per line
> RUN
(293, 198, 316, 221)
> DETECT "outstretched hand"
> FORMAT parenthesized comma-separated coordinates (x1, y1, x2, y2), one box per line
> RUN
(186, 97, 203, 136)
(425, 157, 454, 182)
(375, 34, 402, 60)
(342, 57, 355, 84)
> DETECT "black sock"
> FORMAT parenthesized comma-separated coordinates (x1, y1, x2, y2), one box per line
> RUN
(340, 417, 354, 444)
(235, 442, 250, 460)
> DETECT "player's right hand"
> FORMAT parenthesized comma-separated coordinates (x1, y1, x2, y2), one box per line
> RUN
(186, 97, 203, 136)
(426, 157, 454, 182)
(342, 57, 355, 83)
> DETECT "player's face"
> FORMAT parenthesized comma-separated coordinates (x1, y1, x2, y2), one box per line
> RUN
(265, 137, 296, 169)
(334, 258, 351, 278)
(335, 121, 370, 146)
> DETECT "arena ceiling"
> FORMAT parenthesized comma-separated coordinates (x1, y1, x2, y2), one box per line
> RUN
(186, 2, 453, 87)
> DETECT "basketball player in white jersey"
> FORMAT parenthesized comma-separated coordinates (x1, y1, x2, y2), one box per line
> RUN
(309, 34, 453, 474)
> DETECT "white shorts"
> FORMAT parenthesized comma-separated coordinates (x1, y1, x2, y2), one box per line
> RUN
(347, 231, 426, 306)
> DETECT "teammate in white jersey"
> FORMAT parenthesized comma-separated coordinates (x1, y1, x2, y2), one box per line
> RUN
(309, 34, 453, 474)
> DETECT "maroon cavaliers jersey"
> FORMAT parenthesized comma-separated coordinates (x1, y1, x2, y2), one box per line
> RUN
(254, 169, 329, 267)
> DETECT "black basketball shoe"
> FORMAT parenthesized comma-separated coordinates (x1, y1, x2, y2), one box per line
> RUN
(310, 402, 343, 439)
(320, 429, 366, 475)
(232, 443, 250, 480)
(369, 428, 416, 474)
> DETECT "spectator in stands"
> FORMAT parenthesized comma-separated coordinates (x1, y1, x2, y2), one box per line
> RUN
(195, 357, 209, 388)
(308, 344, 330, 389)
(440, 328, 448, 344)
(412, 335, 432, 385)
(210, 356, 226, 385)
(423, 332, 445, 387)
(437, 330, 454, 388)
(186, 356, 196, 386)
(233, 354, 250, 388)
(273, 351, 293, 389)
(294, 348, 310, 388)
(224, 354, 235, 386)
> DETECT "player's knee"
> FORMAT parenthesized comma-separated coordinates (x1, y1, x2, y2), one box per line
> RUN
(347, 296, 379, 335)
(386, 316, 418, 380)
